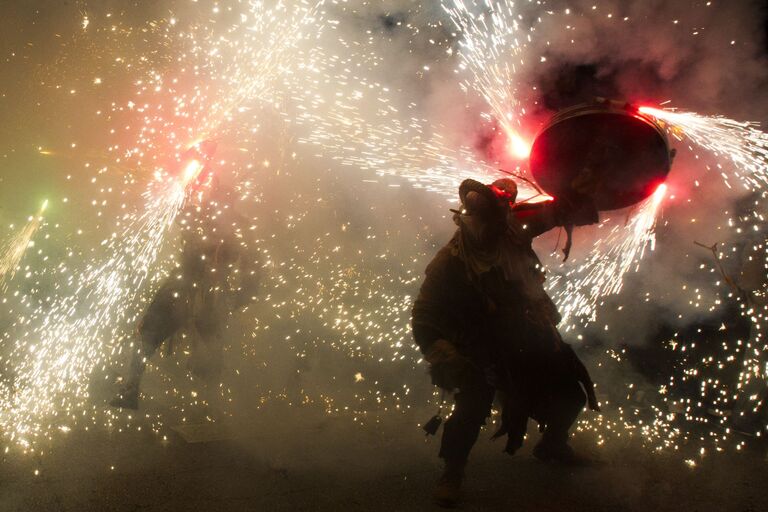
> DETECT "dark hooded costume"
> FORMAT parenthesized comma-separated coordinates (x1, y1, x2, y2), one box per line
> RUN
(412, 178, 598, 462)
(111, 154, 261, 409)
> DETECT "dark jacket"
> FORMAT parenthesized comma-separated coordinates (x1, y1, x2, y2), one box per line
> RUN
(412, 200, 568, 361)
(412, 199, 597, 447)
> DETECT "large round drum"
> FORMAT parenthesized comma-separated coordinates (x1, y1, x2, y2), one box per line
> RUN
(529, 100, 673, 211)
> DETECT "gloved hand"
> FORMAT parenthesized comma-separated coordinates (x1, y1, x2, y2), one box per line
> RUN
(425, 339, 472, 391)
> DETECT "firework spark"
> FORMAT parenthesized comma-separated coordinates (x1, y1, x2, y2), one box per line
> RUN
(0, 200, 48, 292)
(550, 183, 668, 328)
(639, 107, 768, 191)
(442, 0, 535, 159)
(0, 0, 326, 451)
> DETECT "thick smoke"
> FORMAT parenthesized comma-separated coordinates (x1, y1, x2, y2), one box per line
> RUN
(526, 0, 768, 117)
(1, 0, 767, 472)
(295, 0, 768, 436)
(324, 0, 768, 343)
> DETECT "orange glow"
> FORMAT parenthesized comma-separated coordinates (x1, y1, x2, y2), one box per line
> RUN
(181, 159, 204, 185)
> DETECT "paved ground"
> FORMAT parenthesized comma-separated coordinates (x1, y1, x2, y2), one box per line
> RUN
(1, 403, 766, 512)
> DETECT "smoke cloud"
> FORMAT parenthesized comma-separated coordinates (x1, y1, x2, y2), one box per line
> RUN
(0, 0, 766, 472)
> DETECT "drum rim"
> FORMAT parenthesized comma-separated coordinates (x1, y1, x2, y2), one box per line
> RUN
(529, 100, 674, 211)
(534, 100, 671, 155)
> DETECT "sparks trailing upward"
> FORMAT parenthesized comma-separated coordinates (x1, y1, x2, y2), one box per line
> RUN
(0, 0, 326, 452)
(443, 0, 533, 160)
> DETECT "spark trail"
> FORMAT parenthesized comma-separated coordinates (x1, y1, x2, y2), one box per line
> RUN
(0, 179, 186, 449)
(638, 107, 768, 191)
(443, 0, 535, 158)
(549, 184, 667, 329)
(0, 201, 48, 292)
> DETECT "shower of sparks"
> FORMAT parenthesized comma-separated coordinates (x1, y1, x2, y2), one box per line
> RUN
(615, 107, 768, 451)
(116, 0, 325, 168)
(0, 0, 326, 451)
(638, 107, 768, 191)
(2, 0, 767, 464)
(442, 0, 535, 160)
(288, 32, 514, 199)
(0, 201, 48, 292)
(0, 178, 188, 450)
(550, 183, 667, 328)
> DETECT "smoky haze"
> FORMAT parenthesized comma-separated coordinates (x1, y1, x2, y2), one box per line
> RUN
(0, 0, 766, 484)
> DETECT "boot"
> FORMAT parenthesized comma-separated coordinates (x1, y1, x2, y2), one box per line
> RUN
(533, 435, 588, 466)
(433, 459, 465, 508)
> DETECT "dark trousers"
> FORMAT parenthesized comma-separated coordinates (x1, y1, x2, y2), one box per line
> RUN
(439, 375, 495, 462)
(439, 369, 586, 463)
(530, 377, 586, 445)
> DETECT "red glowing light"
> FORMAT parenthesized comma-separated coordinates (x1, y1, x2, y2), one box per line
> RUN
(638, 106, 664, 117)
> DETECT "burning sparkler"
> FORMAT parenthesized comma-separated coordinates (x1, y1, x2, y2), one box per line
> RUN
(442, 0, 534, 161)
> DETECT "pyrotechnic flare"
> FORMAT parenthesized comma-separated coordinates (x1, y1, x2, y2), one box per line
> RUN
(0, 1, 325, 451)
(549, 183, 667, 328)
(638, 107, 768, 191)
(442, 0, 532, 160)
(0, 200, 48, 292)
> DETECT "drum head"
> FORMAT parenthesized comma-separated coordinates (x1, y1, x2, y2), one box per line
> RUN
(530, 103, 672, 211)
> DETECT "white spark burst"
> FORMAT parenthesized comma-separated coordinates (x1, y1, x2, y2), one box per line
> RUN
(0, 201, 47, 292)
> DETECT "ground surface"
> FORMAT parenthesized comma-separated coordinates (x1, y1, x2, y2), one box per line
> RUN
(1, 404, 765, 512)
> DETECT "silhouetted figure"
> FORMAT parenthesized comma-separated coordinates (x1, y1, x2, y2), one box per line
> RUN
(412, 178, 600, 507)
(111, 145, 259, 409)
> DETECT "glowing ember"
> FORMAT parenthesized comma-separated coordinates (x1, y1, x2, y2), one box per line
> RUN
(181, 159, 205, 186)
